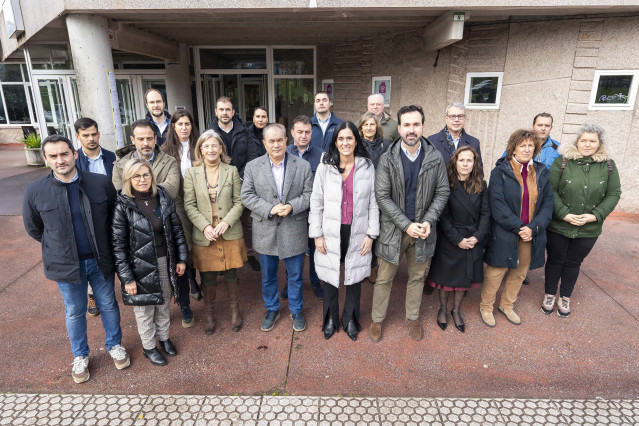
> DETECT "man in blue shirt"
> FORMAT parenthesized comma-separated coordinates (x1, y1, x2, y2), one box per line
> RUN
(283, 115, 323, 300)
(310, 91, 342, 152)
(74, 117, 116, 316)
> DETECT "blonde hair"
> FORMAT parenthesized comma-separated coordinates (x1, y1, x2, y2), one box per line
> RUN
(357, 112, 382, 140)
(121, 158, 156, 198)
(192, 130, 231, 166)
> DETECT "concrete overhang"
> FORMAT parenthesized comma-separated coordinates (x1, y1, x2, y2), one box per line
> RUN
(3, 1, 639, 60)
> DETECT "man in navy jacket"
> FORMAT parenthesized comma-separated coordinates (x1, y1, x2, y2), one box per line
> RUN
(74, 117, 116, 316)
(310, 91, 342, 152)
(427, 102, 482, 168)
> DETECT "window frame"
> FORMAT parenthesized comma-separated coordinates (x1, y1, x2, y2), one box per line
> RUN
(0, 63, 37, 126)
(588, 70, 639, 111)
(464, 72, 504, 110)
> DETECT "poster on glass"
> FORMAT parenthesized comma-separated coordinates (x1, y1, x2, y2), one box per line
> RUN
(372, 76, 391, 107)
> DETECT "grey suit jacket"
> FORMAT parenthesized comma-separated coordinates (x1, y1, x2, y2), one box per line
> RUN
(241, 153, 312, 258)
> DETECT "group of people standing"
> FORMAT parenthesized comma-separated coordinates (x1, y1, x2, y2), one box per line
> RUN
(23, 88, 621, 384)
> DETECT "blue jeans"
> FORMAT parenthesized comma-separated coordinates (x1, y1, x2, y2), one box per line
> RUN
(57, 258, 122, 357)
(259, 252, 304, 314)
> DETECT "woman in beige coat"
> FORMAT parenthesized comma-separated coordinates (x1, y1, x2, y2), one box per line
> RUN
(183, 130, 247, 335)
(309, 121, 379, 341)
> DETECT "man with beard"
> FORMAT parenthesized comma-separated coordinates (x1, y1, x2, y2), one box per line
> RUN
(369, 105, 449, 343)
(144, 89, 171, 146)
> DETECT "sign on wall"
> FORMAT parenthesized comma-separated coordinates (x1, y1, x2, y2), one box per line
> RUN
(322, 79, 334, 102)
(372, 76, 391, 107)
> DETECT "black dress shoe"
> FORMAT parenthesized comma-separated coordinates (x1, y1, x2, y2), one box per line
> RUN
(452, 309, 465, 333)
(345, 320, 358, 341)
(437, 319, 448, 331)
(522, 275, 530, 285)
(158, 339, 177, 356)
(143, 348, 167, 366)
(323, 318, 336, 340)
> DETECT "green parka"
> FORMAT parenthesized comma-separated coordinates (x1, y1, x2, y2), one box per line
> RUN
(547, 143, 621, 239)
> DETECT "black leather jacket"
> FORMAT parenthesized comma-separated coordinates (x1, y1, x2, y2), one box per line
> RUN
(112, 187, 188, 306)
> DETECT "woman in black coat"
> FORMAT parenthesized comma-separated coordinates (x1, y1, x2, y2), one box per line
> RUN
(112, 158, 188, 366)
(480, 129, 553, 328)
(357, 112, 390, 169)
(427, 146, 489, 333)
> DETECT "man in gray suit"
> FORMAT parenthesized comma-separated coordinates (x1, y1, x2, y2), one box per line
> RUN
(241, 123, 313, 332)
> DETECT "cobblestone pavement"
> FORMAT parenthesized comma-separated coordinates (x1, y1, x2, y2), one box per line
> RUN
(2, 393, 639, 425)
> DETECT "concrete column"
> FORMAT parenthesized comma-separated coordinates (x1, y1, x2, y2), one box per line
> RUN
(165, 43, 193, 116)
(66, 15, 118, 151)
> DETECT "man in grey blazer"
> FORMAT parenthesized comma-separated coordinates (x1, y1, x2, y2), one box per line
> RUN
(241, 124, 313, 332)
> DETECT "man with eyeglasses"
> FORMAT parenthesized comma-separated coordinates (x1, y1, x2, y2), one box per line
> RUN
(23, 135, 130, 384)
(428, 102, 483, 168)
(112, 120, 197, 328)
(144, 89, 171, 146)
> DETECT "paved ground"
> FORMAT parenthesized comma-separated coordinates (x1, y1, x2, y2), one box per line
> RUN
(2, 393, 639, 425)
(1, 144, 639, 423)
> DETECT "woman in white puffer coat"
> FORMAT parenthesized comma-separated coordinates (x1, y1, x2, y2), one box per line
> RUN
(309, 121, 380, 341)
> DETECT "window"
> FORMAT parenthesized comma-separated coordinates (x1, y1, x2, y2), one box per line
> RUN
(589, 70, 639, 111)
(200, 48, 266, 70)
(0, 63, 36, 125)
(464, 72, 504, 110)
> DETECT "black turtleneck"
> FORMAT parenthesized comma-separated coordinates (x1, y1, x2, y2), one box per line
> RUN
(134, 190, 166, 258)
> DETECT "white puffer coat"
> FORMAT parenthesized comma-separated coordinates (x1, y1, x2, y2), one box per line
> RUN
(309, 157, 380, 288)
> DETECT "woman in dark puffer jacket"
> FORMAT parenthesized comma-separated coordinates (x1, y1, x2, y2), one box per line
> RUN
(112, 158, 188, 367)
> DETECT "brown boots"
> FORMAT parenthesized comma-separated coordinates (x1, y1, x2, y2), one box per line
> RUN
(202, 282, 216, 335)
(228, 281, 243, 332)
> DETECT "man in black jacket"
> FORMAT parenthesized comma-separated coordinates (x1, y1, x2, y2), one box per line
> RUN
(144, 89, 171, 146)
(427, 102, 483, 168)
(23, 135, 130, 384)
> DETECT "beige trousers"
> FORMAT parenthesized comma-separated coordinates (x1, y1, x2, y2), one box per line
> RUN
(372, 232, 431, 322)
(134, 257, 172, 350)
(480, 240, 531, 312)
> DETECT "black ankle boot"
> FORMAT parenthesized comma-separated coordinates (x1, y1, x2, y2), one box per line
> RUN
(143, 348, 167, 366)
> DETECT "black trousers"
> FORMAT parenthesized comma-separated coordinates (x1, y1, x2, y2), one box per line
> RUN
(322, 224, 362, 332)
(545, 230, 598, 298)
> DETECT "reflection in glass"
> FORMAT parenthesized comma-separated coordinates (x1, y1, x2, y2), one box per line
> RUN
(469, 77, 499, 104)
(274, 78, 314, 131)
(2, 85, 30, 123)
(70, 78, 82, 118)
(200, 48, 267, 70)
(594, 75, 633, 105)
(38, 79, 70, 137)
(273, 49, 314, 75)
(29, 45, 73, 70)
(117, 79, 136, 143)
(0, 64, 23, 82)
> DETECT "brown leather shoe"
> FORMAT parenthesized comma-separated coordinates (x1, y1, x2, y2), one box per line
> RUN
(405, 318, 423, 341)
(369, 321, 383, 342)
(367, 267, 377, 284)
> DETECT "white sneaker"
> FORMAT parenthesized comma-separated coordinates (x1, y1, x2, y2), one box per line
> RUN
(109, 344, 131, 370)
(557, 297, 571, 317)
(71, 356, 89, 383)
(541, 294, 556, 315)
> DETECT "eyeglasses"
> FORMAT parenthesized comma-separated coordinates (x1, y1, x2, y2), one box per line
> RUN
(132, 173, 152, 182)
(147, 100, 164, 106)
(447, 114, 466, 120)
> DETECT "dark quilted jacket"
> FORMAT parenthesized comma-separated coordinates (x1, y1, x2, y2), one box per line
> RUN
(112, 187, 188, 306)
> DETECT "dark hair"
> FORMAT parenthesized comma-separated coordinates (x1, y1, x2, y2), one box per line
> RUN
(314, 91, 329, 101)
(291, 115, 311, 128)
(397, 105, 425, 125)
(131, 119, 154, 135)
(42, 134, 75, 153)
(447, 146, 484, 195)
(253, 106, 268, 115)
(505, 129, 543, 160)
(216, 96, 234, 109)
(162, 110, 200, 164)
(322, 121, 371, 173)
(533, 112, 553, 126)
(74, 117, 98, 133)
(144, 88, 164, 104)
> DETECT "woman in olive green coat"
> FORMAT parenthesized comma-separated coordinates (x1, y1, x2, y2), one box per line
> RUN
(184, 130, 247, 334)
(542, 124, 621, 317)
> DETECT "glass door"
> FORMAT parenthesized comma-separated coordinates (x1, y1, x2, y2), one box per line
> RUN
(241, 77, 267, 121)
(202, 75, 220, 128)
(116, 78, 137, 143)
(35, 77, 75, 138)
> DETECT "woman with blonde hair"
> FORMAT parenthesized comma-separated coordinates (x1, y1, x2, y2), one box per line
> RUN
(357, 111, 390, 168)
(184, 130, 247, 334)
(112, 158, 188, 366)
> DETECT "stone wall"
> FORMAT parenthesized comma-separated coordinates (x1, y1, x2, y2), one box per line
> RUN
(317, 14, 639, 212)
(0, 128, 27, 145)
